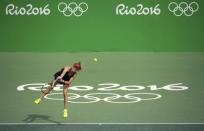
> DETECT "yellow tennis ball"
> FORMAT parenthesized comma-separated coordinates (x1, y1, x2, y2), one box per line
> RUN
(94, 58, 98, 62)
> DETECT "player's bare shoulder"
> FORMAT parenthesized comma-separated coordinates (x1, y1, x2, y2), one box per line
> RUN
(64, 66, 70, 71)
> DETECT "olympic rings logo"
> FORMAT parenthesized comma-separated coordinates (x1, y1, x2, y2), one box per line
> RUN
(45, 93, 162, 104)
(58, 2, 88, 17)
(168, 2, 199, 16)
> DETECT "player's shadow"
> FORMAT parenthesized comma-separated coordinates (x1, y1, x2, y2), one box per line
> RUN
(22, 114, 61, 124)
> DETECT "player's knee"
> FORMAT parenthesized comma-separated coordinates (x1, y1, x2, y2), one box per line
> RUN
(63, 88, 68, 93)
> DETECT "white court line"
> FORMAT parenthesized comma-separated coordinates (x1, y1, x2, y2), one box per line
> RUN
(0, 123, 204, 125)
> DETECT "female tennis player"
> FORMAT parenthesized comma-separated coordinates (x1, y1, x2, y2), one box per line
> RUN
(34, 62, 82, 118)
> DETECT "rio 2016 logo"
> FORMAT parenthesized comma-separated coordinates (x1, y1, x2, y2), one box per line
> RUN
(116, 3, 161, 16)
(5, 4, 50, 16)
(4, 2, 89, 17)
(17, 83, 189, 104)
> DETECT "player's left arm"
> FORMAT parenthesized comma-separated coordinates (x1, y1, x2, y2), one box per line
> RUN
(58, 67, 70, 79)
(63, 74, 77, 85)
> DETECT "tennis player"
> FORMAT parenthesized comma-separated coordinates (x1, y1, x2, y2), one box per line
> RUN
(34, 62, 82, 118)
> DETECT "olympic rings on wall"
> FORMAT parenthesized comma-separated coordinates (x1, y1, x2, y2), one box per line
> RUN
(58, 2, 88, 17)
(168, 2, 199, 16)
(45, 92, 162, 104)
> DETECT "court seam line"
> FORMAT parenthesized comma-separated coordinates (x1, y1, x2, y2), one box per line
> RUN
(0, 123, 204, 125)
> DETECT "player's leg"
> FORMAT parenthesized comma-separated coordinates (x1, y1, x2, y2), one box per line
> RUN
(63, 84, 69, 118)
(34, 83, 54, 104)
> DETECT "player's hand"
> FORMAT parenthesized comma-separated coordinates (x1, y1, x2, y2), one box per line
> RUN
(57, 76, 63, 80)
(64, 81, 70, 85)
(59, 79, 64, 83)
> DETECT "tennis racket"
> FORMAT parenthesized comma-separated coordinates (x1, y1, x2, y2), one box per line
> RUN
(41, 79, 59, 94)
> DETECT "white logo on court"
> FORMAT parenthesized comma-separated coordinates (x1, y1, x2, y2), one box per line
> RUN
(58, 2, 88, 17)
(168, 2, 199, 16)
(17, 83, 189, 104)
(45, 92, 162, 104)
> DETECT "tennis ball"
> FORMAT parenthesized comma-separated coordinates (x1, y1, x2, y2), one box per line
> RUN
(94, 58, 98, 62)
